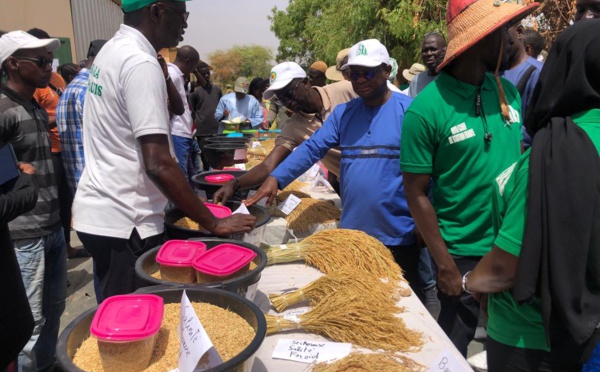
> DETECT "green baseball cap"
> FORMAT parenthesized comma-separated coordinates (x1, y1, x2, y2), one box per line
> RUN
(121, 0, 189, 13)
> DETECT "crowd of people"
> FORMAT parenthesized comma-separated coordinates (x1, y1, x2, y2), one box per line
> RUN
(1, 0, 600, 371)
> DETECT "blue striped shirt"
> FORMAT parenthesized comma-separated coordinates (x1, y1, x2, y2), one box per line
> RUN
(57, 68, 89, 194)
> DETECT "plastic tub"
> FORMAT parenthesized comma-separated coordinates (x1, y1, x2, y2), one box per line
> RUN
(205, 203, 232, 218)
(156, 240, 207, 283)
(56, 288, 267, 372)
(203, 143, 247, 170)
(194, 244, 257, 283)
(91, 294, 164, 372)
(135, 238, 267, 299)
(164, 201, 270, 240)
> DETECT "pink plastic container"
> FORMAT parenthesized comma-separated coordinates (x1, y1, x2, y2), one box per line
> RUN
(205, 173, 235, 184)
(91, 294, 164, 372)
(193, 243, 257, 283)
(205, 203, 232, 218)
(156, 240, 207, 283)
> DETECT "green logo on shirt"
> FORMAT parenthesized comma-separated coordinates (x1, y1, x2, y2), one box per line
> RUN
(88, 63, 103, 97)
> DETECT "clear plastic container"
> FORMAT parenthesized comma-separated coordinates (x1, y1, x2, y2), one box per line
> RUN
(156, 240, 207, 283)
(91, 294, 164, 372)
(193, 244, 257, 283)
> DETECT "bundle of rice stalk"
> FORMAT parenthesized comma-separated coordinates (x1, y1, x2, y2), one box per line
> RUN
(262, 229, 405, 282)
(275, 190, 312, 204)
(282, 179, 310, 193)
(271, 198, 340, 232)
(268, 269, 408, 312)
(265, 291, 423, 352)
(312, 352, 425, 372)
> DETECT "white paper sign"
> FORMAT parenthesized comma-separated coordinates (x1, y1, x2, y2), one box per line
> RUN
(278, 194, 302, 216)
(232, 162, 246, 170)
(310, 175, 334, 192)
(247, 190, 267, 207)
(429, 349, 469, 372)
(307, 164, 321, 178)
(281, 307, 309, 317)
(233, 203, 250, 215)
(272, 339, 352, 364)
(178, 291, 223, 372)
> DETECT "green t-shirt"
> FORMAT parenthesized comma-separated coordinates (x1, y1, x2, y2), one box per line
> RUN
(487, 109, 600, 351)
(400, 72, 523, 256)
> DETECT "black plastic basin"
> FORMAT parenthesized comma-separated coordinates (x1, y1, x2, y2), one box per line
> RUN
(135, 237, 267, 299)
(164, 201, 270, 240)
(203, 143, 247, 170)
(192, 170, 262, 199)
(56, 287, 267, 372)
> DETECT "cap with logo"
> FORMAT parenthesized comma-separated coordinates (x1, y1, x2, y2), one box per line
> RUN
(0, 30, 61, 66)
(402, 63, 426, 82)
(263, 62, 307, 100)
(234, 77, 250, 94)
(121, 0, 190, 13)
(438, 0, 539, 71)
(325, 48, 350, 82)
(341, 39, 390, 70)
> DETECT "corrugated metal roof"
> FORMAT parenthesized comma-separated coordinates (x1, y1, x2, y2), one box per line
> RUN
(71, 0, 122, 62)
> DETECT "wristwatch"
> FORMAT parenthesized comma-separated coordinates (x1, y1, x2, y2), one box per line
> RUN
(462, 271, 472, 294)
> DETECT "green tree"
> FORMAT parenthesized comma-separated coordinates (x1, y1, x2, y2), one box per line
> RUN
(269, 0, 446, 71)
(208, 45, 273, 87)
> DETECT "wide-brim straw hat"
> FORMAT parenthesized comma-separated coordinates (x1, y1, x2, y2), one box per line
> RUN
(326, 48, 350, 81)
(437, 0, 539, 71)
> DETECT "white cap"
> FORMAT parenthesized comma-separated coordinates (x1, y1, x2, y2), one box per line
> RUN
(0, 30, 61, 66)
(263, 61, 307, 100)
(341, 39, 390, 70)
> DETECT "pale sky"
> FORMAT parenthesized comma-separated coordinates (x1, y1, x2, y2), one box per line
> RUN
(181, 0, 290, 61)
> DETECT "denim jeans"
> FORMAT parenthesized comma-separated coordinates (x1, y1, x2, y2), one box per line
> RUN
(418, 248, 437, 290)
(14, 229, 67, 372)
(172, 135, 195, 185)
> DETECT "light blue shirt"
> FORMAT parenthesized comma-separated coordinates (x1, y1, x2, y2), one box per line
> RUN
(214, 92, 263, 132)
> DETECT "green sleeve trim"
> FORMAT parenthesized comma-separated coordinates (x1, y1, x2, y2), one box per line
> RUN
(494, 233, 522, 257)
(400, 162, 432, 174)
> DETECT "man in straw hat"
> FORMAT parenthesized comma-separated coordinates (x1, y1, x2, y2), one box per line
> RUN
(213, 61, 356, 201)
(73, 0, 256, 303)
(308, 60, 328, 87)
(325, 48, 351, 82)
(400, 0, 539, 355)
(0, 29, 64, 371)
(246, 40, 425, 295)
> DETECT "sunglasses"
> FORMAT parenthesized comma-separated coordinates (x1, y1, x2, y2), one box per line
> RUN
(348, 67, 383, 82)
(13, 56, 53, 69)
(279, 79, 303, 101)
(157, 2, 189, 22)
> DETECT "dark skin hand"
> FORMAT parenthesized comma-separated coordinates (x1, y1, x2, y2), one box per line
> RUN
(245, 176, 279, 207)
(403, 172, 463, 297)
(214, 146, 292, 204)
(158, 54, 185, 116)
(139, 133, 256, 235)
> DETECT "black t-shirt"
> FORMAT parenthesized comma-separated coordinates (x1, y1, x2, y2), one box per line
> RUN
(190, 84, 222, 137)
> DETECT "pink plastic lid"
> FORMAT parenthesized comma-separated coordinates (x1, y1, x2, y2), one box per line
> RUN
(156, 240, 207, 267)
(91, 294, 164, 342)
(205, 174, 235, 183)
(205, 203, 232, 218)
(193, 244, 257, 277)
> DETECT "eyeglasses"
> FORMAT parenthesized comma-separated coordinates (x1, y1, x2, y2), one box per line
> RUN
(279, 79, 302, 102)
(13, 56, 53, 69)
(157, 2, 189, 22)
(348, 67, 383, 82)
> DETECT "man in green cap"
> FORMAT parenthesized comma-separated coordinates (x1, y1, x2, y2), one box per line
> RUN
(73, 0, 256, 301)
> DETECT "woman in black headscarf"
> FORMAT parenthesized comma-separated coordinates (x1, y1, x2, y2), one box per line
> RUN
(459, 19, 600, 371)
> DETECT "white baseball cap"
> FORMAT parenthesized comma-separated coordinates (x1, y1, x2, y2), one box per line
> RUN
(263, 61, 307, 100)
(0, 30, 61, 66)
(341, 39, 390, 70)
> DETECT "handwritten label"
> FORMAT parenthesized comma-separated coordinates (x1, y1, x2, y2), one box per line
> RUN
(232, 162, 246, 170)
(278, 194, 302, 216)
(178, 291, 223, 372)
(429, 349, 469, 372)
(281, 307, 309, 317)
(233, 203, 250, 215)
(272, 339, 352, 364)
(247, 190, 267, 207)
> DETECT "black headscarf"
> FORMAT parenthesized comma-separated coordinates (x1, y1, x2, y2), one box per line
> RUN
(515, 19, 600, 363)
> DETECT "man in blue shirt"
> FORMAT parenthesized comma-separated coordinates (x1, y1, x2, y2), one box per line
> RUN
(214, 76, 264, 132)
(246, 39, 421, 293)
(57, 40, 106, 195)
(503, 24, 542, 148)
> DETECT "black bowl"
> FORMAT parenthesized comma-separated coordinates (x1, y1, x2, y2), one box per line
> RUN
(56, 287, 267, 372)
(135, 237, 267, 299)
(205, 137, 251, 145)
(203, 143, 247, 170)
(164, 201, 270, 240)
(192, 170, 262, 199)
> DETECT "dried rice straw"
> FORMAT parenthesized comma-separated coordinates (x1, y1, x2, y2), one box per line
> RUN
(271, 198, 340, 232)
(262, 229, 405, 282)
(311, 352, 425, 372)
(268, 269, 407, 312)
(265, 291, 423, 352)
(275, 190, 312, 204)
(282, 179, 310, 193)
